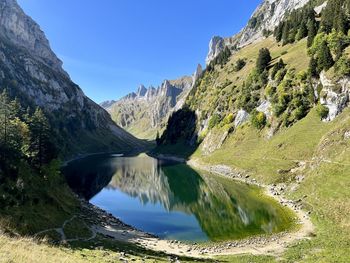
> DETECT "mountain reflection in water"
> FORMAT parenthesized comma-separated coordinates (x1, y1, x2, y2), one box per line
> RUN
(63, 155, 292, 242)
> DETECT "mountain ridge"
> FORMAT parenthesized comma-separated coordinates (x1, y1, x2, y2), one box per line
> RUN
(0, 0, 143, 157)
(101, 70, 202, 139)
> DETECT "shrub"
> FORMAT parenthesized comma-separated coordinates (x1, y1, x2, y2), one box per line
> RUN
(208, 114, 222, 129)
(222, 113, 235, 126)
(251, 110, 267, 129)
(334, 54, 350, 76)
(234, 58, 246, 71)
(316, 104, 329, 119)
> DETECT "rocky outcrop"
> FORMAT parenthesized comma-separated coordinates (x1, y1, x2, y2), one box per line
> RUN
(0, 0, 66, 74)
(192, 64, 203, 85)
(0, 0, 142, 156)
(238, 0, 310, 47)
(319, 72, 349, 121)
(234, 110, 250, 127)
(206, 36, 225, 65)
(102, 76, 193, 139)
(206, 0, 312, 64)
(257, 100, 272, 119)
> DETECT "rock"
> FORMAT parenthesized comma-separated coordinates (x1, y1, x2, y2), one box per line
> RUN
(344, 131, 350, 140)
(234, 109, 250, 127)
(319, 72, 349, 121)
(257, 100, 272, 118)
(206, 36, 225, 65)
(205, 0, 311, 63)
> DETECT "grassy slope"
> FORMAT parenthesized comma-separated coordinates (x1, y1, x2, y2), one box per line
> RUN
(157, 36, 349, 262)
(194, 108, 350, 263)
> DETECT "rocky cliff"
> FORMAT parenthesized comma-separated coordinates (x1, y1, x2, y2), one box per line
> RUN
(206, 0, 311, 64)
(101, 71, 200, 139)
(0, 0, 142, 156)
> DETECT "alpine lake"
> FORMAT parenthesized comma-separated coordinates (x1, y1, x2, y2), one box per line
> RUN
(63, 154, 294, 243)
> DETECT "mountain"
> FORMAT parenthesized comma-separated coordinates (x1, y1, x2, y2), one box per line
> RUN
(206, 0, 311, 65)
(159, 0, 341, 154)
(154, 1, 350, 261)
(0, 0, 142, 157)
(101, 69, 202, 139)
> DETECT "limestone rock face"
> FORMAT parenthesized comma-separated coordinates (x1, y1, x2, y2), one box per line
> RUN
(234, 109, 250, 127)
(192, 64, 203, 85)
(205, 0, 312, 64)
(319, 72, 350, 121)
(237, 0, 310, 47)
(0, 0, 65, 74)
(103, 76, 193, 139)
(0, 0, 141, 156)
(206, 36, 225, 65)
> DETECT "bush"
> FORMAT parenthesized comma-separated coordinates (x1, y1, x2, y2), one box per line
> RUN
(316, 104, 329, 119)
(251, 110, 267, 129)
(234, 58, 246, 71)
(208, 114, 222, 129)
(221, 113, 235, 126)
(334, 54, 350, 76)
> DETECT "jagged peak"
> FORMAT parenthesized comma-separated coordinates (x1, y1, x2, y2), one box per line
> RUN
(192, 64, 203, 86)
(136, 85, 147, 97)
(205, 0, 312, 64)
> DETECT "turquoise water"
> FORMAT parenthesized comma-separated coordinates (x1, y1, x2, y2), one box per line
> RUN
(64, 154, 292, 242)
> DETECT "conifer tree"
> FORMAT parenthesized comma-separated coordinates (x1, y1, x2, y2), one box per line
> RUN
(256, 48, 272, 74)
(307, 18, 317, 47)
(317, 41, 334, 71)
(29, 108, 55, 169)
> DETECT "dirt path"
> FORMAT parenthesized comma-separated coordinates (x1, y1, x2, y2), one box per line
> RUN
(34, 215, 97, 243)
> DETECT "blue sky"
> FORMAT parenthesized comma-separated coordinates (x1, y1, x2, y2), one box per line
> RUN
(18, 0, 261, 103)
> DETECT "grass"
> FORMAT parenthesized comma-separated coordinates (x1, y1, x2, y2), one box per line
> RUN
(194, 108, 336, 183)
(193, 108, 350, 262)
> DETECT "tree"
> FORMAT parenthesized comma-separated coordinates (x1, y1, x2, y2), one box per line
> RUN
(296, 22, 308, 41)
(282, 21, 291, 45)
(334, 54, 350, 76)
(234, 58, 246, 71)
(256, 48, 272, 74)
(307, 18, 317, 47)
(271, 59, 286, 80)
(317, 40, 334, 71)
(29, 108, 56, 169)
(309, 56, 319, 78)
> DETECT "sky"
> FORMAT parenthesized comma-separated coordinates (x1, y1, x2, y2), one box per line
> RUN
(17, 0, 262, 103)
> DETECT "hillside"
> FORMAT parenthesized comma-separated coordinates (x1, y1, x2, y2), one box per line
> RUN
(154, 0, 350, 261)
(0, 0, 143, 157)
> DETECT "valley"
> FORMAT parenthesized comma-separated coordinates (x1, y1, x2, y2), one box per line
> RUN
(0, 0, 349, 262)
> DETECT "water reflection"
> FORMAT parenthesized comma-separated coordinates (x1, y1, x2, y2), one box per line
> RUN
(64, 155, 292, 242)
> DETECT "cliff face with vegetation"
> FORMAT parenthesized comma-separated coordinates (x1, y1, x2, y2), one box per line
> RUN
(158, 0, 350, 155)
(0, 0, 142, 157)
(155, 0, 350, 261)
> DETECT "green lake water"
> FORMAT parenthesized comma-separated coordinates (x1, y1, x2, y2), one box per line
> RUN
(63, 154, 293, 242)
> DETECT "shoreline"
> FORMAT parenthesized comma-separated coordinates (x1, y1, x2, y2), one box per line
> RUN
(73, 154, 315, 259)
